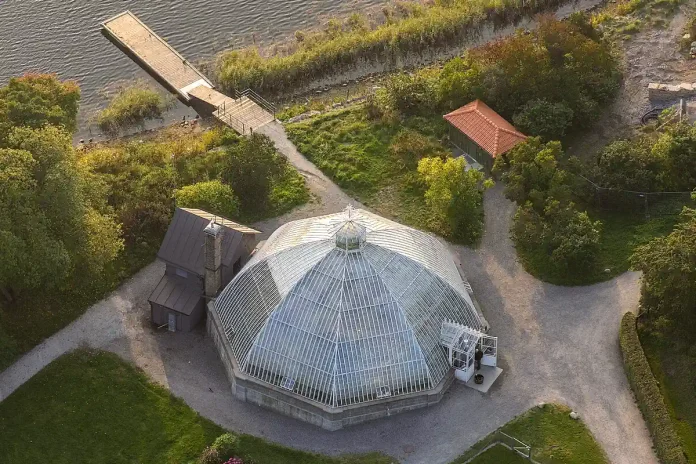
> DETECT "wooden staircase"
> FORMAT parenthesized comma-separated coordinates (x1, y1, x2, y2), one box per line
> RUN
(213, 96, 275, 135)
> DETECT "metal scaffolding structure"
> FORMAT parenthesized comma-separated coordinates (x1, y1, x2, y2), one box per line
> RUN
(215, 208, 485, 408)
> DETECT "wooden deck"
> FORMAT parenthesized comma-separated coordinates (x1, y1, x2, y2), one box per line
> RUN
(102, 10, 274, 133)
(102, 11, 213, 100)
(188, 86, 275, 134)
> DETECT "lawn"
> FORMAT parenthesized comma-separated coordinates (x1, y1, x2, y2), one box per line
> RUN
(452, 404, 608, 464)
(0, 349, 393, 464)
(285, 105, 452, 239)
(468, 445, 529, 464)
(638, 320, 696, 461)
(516, 204, 684, 286)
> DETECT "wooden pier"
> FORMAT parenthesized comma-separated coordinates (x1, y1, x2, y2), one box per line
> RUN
(102, 11, 214, 101)
(101, 10, 275, 134)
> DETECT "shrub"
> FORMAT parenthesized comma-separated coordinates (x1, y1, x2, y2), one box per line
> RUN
(512, 99, 574, 140)
(221, 133, 286, 212)
(593, 139, 664, 192)
(97, 85, 171, 135)
(389, 129, 446, 170)
(174, 180, 241, 219)
(417, 155, 492, 243)
(197, 446, 222, 464)
(380, 70, 438, 116)
(619, 312, 687, 464)
(512, 200, 602, 271)
(212, 433, 238, 460)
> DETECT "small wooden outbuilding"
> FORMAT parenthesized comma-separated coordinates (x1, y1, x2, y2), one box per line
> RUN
(148, 207, 260, 332)
(444, 100, 526, 171)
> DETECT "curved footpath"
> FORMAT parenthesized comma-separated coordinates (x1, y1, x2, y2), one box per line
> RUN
(0, 121, 656, 464)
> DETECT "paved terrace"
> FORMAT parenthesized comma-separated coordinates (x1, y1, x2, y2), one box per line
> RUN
(0, 122, 656, 464)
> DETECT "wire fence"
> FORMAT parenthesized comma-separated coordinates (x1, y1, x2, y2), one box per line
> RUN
(573, 173, 694, 218)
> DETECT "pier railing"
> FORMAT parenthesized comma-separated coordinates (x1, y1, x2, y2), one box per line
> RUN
(235, 89, 276, 119)
(215, 103, 250, 135)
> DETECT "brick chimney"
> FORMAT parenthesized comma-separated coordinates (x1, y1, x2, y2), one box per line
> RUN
(204, 221, 222, 298)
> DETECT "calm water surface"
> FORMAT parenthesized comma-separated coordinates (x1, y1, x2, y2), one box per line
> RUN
(0, 0, 385, 132)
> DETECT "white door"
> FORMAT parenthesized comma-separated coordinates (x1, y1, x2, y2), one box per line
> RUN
(168, 312, 176, 332)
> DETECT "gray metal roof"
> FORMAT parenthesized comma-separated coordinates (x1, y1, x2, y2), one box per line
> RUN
(157, 208, 260, 276)
(148, 274, 201, 315)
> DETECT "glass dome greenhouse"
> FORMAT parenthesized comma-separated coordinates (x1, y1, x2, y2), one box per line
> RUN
(214, 207, 485, 409)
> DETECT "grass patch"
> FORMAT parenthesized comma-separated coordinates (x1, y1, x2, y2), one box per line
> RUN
(0, 244, 154, 372)
(0, 349, 223, 464)
(516, 205, 681, 286)
(452, 404, 608, 464)
(285, 105, 462, 240)
(0, 349, 393, 464)
(468, 444, 528, 463)
(638, 317, 696, 461)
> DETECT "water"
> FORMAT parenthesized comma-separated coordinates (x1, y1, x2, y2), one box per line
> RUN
(0, 0, 385, 136)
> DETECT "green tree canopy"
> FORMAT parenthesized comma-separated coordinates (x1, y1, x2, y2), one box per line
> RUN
(417, 156, 492, 243)
(174, 180, 241, 220)
(631, 200, 696, 318)
(222, 133, 286, 211)
(0, 123, 122, 298)
(0, 74, 80, 144)
(493, 137, 572, 212)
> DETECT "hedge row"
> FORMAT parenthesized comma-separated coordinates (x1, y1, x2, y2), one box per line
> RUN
(619, 312, 687, 464)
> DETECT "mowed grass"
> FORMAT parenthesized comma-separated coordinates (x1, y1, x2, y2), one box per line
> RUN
(0, 349, 223, 464)
(516, 205, 682, 286)
(0, 245, 155, 372)
(285, 106, 447, 237)
(638, 322, 696, 461)
(452, 404, 608, 464)
(468, 444, 529, 464)
(0, 349, 393, 464)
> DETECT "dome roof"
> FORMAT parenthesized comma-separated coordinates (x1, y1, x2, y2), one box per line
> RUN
(214, 208, 483, 408)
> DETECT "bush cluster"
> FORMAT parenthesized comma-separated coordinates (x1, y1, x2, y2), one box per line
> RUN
(376, 15, 619, 141)
(619, 312, 687, 464)
(495, 137, 602, 271)
(97, 85, 172, 135)
(80, 128, 308, 252)
(196, 433, 240, 464)
(592, 122, 696, 194)
(215, 0, 571, 95)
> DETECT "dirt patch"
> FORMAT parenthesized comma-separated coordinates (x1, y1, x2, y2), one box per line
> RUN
(568, 4, 696, 160)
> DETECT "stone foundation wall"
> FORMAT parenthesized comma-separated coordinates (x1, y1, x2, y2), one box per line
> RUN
(206, 301, 454, 430)
(648, 82, 696, 101)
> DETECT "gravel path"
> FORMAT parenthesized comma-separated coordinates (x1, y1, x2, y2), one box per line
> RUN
(0, 124, 656, 464)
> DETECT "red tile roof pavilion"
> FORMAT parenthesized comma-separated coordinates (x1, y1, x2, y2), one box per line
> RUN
(444, 100, 526, 157)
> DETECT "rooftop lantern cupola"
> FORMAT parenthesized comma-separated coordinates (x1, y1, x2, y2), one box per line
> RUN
(335, 219, 366, 251)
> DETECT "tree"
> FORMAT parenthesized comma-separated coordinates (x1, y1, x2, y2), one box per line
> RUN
(493, 138, 572, 212)
(593, 139, 664, 192)
(512, 99, 574, 141)
(0, 74, 80, 144)
(651, 123, 696, 191)
(512, 199, 602, 271)
(631, 201, 696, 317)
(417, 156, 492, 243)
(0, 126, 123, 299)
(222, 133, 285, 212)
(174, 180, 240, 219)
